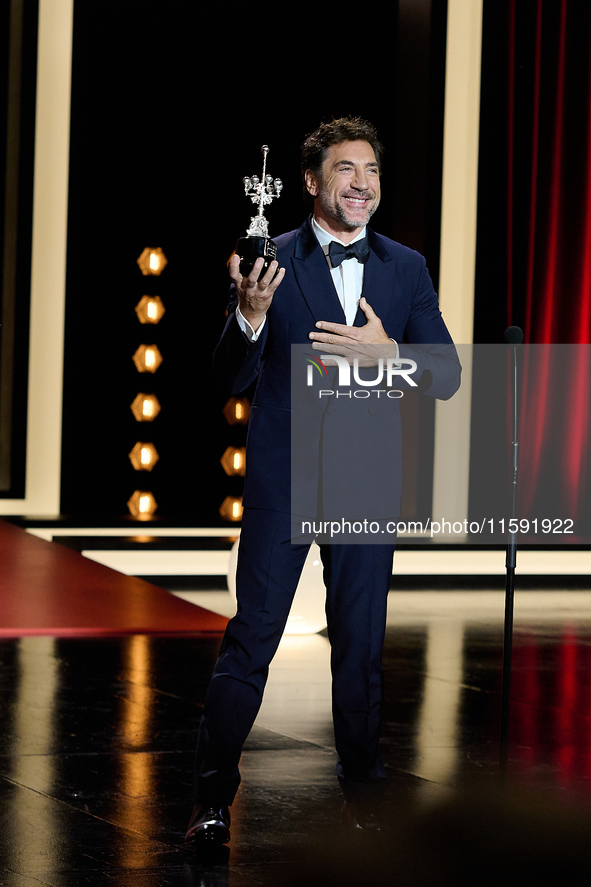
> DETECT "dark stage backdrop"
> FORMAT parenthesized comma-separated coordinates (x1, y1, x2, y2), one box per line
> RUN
(60, 0, 448, 521)
(0, 0, 38, 499)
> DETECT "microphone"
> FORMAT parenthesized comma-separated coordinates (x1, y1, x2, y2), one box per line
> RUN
(504, 326, 524, 345)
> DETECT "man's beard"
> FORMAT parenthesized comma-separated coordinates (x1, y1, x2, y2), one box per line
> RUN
(317, 190, 379, 229)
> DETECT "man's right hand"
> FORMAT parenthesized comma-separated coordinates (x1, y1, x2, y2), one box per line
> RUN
(229, 254, 285, 332)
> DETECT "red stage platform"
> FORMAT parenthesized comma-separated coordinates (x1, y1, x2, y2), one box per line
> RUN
(0, 519, 228, 636)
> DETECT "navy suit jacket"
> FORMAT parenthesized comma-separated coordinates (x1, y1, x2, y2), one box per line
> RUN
(214, 216, 461, 516)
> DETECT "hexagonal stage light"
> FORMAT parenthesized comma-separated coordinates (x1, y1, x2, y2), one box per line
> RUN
(129, 442, 160, 471)
(220, 446, 246, 477)
(130, 393, 161, 422)
(219, 496, 243, 522)
(127, 489, 158, 520)
(137, 247, 168, 276)
(132, 344, 163, 373)
(223, 397, 250, 425)
(135, 295, 166, 324)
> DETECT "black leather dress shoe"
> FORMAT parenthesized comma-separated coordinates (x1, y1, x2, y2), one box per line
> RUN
(185, 804, 231, 845)
(342, 800, 385, 834)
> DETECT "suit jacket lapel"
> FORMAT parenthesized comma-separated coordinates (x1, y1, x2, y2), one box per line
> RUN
(291, 217, 346, 325)
(354, 227, 394, 327)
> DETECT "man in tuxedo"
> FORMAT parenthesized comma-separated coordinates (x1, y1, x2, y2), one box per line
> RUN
(186, 117, 460, 846)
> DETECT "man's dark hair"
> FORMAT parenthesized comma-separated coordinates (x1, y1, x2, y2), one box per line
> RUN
(300, 116, 384, 206)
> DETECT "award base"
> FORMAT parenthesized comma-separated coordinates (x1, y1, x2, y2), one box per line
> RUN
(236, 235, 277, 277)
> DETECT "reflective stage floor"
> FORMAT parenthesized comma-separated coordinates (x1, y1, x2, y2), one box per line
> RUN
(3, 590, 591, 885)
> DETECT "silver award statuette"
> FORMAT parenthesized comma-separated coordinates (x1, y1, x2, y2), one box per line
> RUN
(236, 145, 283, 276)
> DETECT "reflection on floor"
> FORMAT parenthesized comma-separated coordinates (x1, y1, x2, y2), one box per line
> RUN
(2, 590, 591, 884)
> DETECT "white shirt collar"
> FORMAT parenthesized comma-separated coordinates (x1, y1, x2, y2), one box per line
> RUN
(311, 215, 367, 248)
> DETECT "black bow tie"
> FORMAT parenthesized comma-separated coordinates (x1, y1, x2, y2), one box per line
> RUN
(328, 238, 370, 267)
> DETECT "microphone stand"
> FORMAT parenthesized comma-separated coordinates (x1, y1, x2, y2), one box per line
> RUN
(499, 326, 523, 779)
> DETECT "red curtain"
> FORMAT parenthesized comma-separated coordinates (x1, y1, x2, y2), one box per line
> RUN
(503, 0, 591, 532)
(507, 0, 591, 344)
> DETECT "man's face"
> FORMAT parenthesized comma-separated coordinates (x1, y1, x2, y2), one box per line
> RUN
(305, 140, 381, 239)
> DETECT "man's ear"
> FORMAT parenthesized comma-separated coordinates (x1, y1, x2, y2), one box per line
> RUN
(304, 169, 319, 197)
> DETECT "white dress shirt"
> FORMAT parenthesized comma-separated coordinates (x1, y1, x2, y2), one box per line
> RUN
(311, 216, 366, 325)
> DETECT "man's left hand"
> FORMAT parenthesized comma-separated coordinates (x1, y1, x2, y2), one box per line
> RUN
(308, 297, 393, 365)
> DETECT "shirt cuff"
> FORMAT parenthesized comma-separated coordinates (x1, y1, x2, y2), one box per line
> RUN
(389, 338, 401, 363)
(236, 306, 266, 342)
